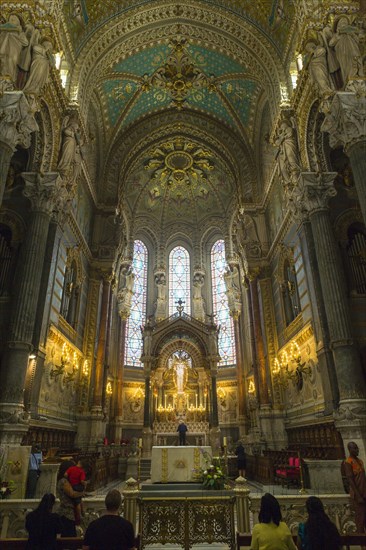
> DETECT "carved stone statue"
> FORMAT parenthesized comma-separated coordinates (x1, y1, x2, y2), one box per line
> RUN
(154, 271, 167, 321)
(22, 39, 54, 96)
(224, 266, 241, 302)
(274, 118, 301, 189)
(193, 271, 205, 321)
(303, 40, 334, 97)
(0, 15, 28, 83)
(57, 116, 81, 180)
(329, 16, 364, 85)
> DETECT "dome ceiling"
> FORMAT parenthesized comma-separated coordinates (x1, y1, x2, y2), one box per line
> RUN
(64, 0, 296, 235)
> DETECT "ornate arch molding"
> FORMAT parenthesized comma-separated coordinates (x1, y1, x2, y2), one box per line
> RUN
(72, 2, 284, 120)
(334, 208, 364, 243)
(153, 330, 208, 371)
(65, 246, 84, 286)
(29, 100, 55, 173)
(304, 100, 329, 173)
(0, 209, 26, 244)
(107, 111, 254, 204)
(275, 242, 295, 285)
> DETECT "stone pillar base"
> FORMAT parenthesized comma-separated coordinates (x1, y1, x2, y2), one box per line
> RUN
(88, 409, 107, 447)
(5, 444, 30, 499)
(258, 407, 287, 450)
(304, 459, 344, 493)
(142, 427, 153, 458)
(126, 456, 138, 480)
(335, 400, 366, 463)
(36, 462, 60, 498)
(209, 426, 221, 455)
(0, 422, 29, 446)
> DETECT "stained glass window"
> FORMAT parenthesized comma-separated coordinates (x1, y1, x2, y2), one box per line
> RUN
(169, 246, 191, 315)
(125, 240, 148, 367)
(211, 240, 236, 366)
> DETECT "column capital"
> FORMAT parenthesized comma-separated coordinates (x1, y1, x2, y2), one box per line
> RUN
(22, 172, 64, 215)
(289, 172, 338, 219)
(0, 91, 38, 152)
(322, 80, 366, 153)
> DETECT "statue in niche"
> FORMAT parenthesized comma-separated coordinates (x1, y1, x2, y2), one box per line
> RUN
(303, 39, 334, 97)
(274, 117, 301, 190)
(155, 272, 166, 300)
(22, 38, 54, 97)
(233, 210, 262, 259)
(193, 271, 205, 321)
(224, 265, 241, 301)
(17, 22, 40, 88)
(329, 15, 364, 85)
(0, 15, 28, 84)
(57, 115, 82, 181)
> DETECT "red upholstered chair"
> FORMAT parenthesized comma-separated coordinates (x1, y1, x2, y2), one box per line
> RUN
(275, 456, 301, 488)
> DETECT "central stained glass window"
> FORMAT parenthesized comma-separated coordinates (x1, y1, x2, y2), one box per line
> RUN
(169, 246, 191, 315)
(125, 240, 148, 367)
(211, 240, 236, 366)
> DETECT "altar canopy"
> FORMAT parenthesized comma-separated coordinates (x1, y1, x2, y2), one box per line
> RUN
(151, 446, 212, 483)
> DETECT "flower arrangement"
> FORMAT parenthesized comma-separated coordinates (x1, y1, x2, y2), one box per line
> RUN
(0, 479, 16, 499)
(194, 449, 227, 490)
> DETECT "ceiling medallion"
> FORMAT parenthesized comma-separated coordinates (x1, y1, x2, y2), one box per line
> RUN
(142, 38, 216, 110)
(145, 138, 214, 188)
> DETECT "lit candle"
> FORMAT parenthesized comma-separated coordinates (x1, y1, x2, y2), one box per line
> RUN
(195, 394, 198, 408)
(223, 437, 227, 447)
(165, 395, 167, 408)
(138, 438, 143, 448)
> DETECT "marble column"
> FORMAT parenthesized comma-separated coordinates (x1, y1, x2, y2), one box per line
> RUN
(249, 276, 270, 407)
(291, 173, 366, 405)
(0, 172, 61, 441)
(233, 315, 248, 436)
(296, 217, 339, 411)
(111, 315, 127, 442)
(91, 276, 111, 412)
(0, 92, 38, 205)
(246, 283, 260, 405)
(322, 81, 366, 225)
(142, 369, 153, 457)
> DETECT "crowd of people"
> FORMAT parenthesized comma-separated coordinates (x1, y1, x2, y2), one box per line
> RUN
(21, 439, 366, 549)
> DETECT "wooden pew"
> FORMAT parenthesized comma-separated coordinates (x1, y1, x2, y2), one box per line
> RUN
(236, 531, 366, 549)
(0, 536, 140, 549)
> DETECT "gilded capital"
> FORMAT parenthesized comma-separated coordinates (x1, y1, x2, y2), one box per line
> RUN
(22, 172, 62, 215)
(322, 80, 366, 153)
(289, 172, 338, 217)
(0, 91, 38, 151)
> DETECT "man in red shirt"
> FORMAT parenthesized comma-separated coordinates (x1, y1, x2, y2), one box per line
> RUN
(65, 459, 87, 524)
(344, 441, 366, 548)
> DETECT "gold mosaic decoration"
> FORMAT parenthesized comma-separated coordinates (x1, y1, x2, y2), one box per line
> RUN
(142, 38, 216, 110)
(145, 137, 214, 190)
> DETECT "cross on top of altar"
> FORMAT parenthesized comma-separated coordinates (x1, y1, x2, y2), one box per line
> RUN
(175, 298, 185, 315)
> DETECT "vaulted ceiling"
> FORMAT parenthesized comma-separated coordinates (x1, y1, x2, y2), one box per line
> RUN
(63, 0, 297, 236)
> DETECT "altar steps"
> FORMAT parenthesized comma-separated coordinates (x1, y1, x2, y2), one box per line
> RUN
(140, 458, 152, 480)
(140, 482, 233, 497)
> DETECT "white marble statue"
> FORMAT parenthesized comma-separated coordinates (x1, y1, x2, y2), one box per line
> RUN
(0, 15, 28, 83)
(23, 39, 54, 96)
(304, 40, 334, 97)
(57, 116, 80, 179)
(329, 16, 364, 85)
(274, 118, 301, 188)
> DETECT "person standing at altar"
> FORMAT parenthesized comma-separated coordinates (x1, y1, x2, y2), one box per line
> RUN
(177, 420, 188, 446)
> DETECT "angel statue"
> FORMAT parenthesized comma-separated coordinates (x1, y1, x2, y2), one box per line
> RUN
(329, 15, 364, 86)
(303, 37, 334, 97)
(57, 116, 82, 182)
(23, 38, 55, 97)
(274, 117, 301, 190)
(0, 15, 28, 84)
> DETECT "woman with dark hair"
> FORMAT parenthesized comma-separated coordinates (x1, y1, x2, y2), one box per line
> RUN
(25, 493, 61, 549)
(297, 496, 341, 550)
(251, 493, 297, 550)
(56, 459, 85, 536)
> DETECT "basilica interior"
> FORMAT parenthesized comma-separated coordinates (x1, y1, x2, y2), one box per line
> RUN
(0, 0, 366, 496)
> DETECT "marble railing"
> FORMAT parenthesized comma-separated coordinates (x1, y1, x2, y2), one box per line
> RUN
(0, 478, 356, 540)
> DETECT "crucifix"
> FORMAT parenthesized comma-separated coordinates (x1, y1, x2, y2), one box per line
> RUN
(175, 298, 185, 315)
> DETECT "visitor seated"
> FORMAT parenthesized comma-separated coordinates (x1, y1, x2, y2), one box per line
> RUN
(275, 456, 300, 487)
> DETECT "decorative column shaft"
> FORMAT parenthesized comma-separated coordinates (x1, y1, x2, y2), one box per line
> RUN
(296, 219, 339, 410)
(233, 316, 247, 431)
(143, 375, 151, 428)
(116, 316, 127, 418)
(249, 277, 270, 406)
(91, 276, 111, 411)
(211, 373, 219, 428)
(292, 173, 366, 402)
(322, 81, 366, 225)
(0, 92, 38, 205)
(0, 173, 60, 421)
